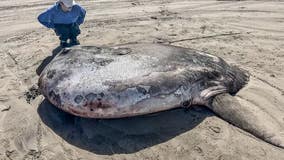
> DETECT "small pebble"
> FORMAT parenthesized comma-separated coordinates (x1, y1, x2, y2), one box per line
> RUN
(0, 105, 11, 112)
(270, 74, 275, 77)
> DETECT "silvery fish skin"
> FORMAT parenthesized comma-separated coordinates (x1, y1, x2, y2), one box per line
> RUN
(39, 43, 248, 118)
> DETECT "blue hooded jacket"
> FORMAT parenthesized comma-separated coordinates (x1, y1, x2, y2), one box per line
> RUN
(38, 2, 86, 29)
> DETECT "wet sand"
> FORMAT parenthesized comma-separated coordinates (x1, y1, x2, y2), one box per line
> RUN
(0, 0, 284, 159)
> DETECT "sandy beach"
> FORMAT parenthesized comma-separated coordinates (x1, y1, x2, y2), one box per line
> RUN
(0, 0, 284, 159)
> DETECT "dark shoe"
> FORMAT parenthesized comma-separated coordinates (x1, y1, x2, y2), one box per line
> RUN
(60, 41, 68, 48)
(70, 39, 80, 46)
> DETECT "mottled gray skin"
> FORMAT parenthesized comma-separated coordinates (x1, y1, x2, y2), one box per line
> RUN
(39, 43, 247, 118)
(39, 43, 284, 148)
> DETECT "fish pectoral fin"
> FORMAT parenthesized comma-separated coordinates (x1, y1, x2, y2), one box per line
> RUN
(208, 93, 284, 149)
(200, 86, 227, 100)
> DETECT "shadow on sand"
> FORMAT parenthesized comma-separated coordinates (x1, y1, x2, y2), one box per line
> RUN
(38, 100, 213, 155)
(36, 46, 62, 75)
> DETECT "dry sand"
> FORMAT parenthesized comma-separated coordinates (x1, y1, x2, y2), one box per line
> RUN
(0, 0, 284, 159)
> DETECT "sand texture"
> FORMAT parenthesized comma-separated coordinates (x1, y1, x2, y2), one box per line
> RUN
(0, 0, 284, 159)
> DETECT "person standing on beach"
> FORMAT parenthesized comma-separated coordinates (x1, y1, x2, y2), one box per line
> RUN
(38, 0, 86, 47)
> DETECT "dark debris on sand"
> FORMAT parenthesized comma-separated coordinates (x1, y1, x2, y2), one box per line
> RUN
(24, 85, 41, 104)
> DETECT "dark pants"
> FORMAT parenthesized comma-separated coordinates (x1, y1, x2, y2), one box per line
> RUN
(54, 23, 81, 41)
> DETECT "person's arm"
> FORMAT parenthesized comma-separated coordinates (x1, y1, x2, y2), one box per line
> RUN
(37, 5, 56, 29)
(76, 6, 86, 25)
